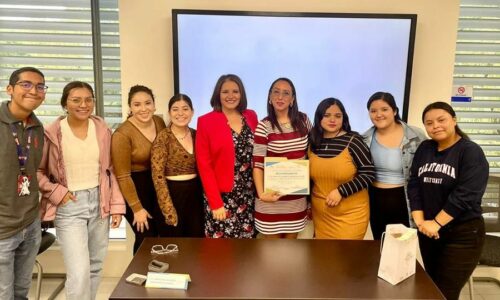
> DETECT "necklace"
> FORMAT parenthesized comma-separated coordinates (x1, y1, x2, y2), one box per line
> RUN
(279, 121, 292, 129)
(173, 128, 189, 141)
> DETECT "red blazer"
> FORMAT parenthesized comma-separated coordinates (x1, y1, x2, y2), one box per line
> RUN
(196, 109, 258, 210)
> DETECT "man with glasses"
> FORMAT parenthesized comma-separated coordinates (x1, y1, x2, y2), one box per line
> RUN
(0, 67, 47, 300)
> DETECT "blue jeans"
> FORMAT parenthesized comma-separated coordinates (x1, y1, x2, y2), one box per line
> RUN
(419, 217, 485, 300)
(0, 218, 41, 300)
(55, 186, 109, 300)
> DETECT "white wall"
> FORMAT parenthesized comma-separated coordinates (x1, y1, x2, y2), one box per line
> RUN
(119, 0, 460, 127)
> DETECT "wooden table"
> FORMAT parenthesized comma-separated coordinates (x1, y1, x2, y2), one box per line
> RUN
(110, 238, 444, 299)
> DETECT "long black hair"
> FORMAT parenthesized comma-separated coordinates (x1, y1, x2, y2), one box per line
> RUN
(310, 97, 352, 151)
(422, 101, 469, 140)
(266, 77, 308, 135)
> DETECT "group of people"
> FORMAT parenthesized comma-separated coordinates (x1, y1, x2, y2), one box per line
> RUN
(0, 67, 488, 300)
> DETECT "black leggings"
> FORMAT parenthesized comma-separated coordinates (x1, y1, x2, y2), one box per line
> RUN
(369, 185, 410, 240)
(419, 218, 485, 300)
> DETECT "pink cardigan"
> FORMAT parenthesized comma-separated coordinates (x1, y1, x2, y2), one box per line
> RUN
(37, 115, 125, 221)
(196, 110, 258, 210)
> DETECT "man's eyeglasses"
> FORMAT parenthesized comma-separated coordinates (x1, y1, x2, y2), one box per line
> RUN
(68, 97, 95, 105)
(15, 81, 48, 93)
(271, 89, 292, 99)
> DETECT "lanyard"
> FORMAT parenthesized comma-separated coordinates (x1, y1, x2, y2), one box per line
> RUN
(10, 124, 33, 175)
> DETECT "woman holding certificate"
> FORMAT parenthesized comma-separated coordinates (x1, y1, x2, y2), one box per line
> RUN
(252, 78, 312, 238)
(196, 74, 258, 238)
(309, 98, 375, 239)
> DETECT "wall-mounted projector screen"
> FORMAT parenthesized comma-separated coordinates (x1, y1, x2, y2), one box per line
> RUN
(173, 10, 416, 132)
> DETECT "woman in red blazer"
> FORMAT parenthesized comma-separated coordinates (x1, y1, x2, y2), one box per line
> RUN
(196, 74, 258, 238)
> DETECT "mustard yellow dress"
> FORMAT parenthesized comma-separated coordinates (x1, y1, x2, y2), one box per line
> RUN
(309, 133, 374, 239)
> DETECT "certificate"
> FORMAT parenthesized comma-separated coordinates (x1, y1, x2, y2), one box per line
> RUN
(264, 157, 309, 195)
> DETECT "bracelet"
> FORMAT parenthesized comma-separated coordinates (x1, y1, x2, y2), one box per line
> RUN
(433, 218, 443, 228)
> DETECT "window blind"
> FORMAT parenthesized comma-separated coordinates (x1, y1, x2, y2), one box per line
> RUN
(0, 0, 125, 239)
(0, 0, 122, 129)
(452, 0, 500, 172)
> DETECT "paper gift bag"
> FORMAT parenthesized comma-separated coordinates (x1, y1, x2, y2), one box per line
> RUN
(378, 224, 418, 285)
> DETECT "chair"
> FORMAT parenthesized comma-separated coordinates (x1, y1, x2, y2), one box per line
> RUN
(467, 175, 500, 300)
(482, 175, 500, 233)
(467, 234, 500, 300)
(34, 227, 66, 300)
(475, 234, 500, 283)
